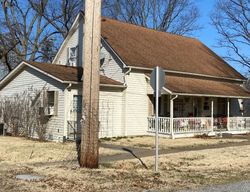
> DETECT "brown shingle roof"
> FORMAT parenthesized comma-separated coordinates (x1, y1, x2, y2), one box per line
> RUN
(27, 61, 123, 86)
(164, 75, 250, 98)
(101, 18, 244, 80)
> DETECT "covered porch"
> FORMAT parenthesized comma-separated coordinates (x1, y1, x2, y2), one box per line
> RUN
(146, 74, 250, 138)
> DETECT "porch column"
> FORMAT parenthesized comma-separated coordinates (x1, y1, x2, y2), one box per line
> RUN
(227, 98, 230, 131)
(170, 95, 178, 139)
(211, 99, 214, 132)
(170, 98, 174, 139)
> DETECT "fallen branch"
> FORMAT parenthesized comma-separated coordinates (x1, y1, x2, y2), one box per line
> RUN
(122, 147, 148, 169)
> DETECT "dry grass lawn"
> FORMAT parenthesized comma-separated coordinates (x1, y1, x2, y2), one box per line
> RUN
(1, 135, 250, 192)
(0, 137, 124, 165)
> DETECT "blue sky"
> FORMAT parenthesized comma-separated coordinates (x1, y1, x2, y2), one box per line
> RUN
(195, 0, 248, 76)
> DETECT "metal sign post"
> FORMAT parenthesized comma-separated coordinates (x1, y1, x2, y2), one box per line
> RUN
(150, 66, 165, 172)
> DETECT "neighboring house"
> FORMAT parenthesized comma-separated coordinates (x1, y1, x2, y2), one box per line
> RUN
(1, 12, 250, 140)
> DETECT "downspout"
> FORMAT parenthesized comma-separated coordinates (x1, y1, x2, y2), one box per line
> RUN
(170, 95, 178, 139)
(64, 83, 72, 139)
(66, 83, 72, 90)
(124, 67, 132, 86)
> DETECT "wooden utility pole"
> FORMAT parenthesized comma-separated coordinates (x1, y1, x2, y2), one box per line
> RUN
(80, 0, 102, 168)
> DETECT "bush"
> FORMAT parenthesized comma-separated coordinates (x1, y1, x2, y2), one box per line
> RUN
(0, 88, 49, 141)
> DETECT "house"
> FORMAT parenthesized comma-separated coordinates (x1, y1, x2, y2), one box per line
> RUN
(1, 12, 250, 140)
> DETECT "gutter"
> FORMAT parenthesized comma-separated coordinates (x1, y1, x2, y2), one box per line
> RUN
(100, 84, 126, 88)
(123, 67, 132, 86)
(63, 81, 80, 85)
(171, 95, 178, 101)
(173, 92, 250, 99)
(66, 83, 72, 90)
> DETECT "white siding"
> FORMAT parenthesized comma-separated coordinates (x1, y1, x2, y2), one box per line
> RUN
(124, 72, 149, 135)
(99, 88, 125, 137)
(100, 45, 124, 83)
(65, 87, 125, 138)
(0, 67, 66, 140)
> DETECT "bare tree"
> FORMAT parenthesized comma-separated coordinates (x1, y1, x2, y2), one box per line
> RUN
(211, 0, 250, 69)
(0, 0, 82, 73)
(102, 0, 200, 35)
(28, 0, 83, 38)
(0, 33, 20, 71)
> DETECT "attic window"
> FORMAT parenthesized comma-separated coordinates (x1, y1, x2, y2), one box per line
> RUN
(67, 46, 78, 66)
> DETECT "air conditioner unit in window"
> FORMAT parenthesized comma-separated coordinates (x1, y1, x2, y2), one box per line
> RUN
(44, 106, 54, 116)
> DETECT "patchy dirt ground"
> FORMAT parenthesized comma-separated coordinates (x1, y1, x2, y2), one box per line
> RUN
(1, 136, 250, 192)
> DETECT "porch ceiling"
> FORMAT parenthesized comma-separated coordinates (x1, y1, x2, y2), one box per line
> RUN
(165, 75, 250, 98)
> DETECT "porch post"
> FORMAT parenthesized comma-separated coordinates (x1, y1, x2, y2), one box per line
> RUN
(170, 95, 178, 139)
(211, 99, 214, 132)
(170, 98, 174, 139)
(227, 98, 230, 131)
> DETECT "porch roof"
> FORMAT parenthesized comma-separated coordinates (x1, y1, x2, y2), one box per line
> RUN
(164, 75, 250, 98)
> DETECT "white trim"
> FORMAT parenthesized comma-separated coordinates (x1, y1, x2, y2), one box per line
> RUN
(172, 92, 250, 99)
(100, 84, 126, 88)
(162, 87, 172, 95)
(63, 81, 80, 85)
(101, 37, 128, 68)
(129, 66, 245, 82)
(0, 61, 26, 88)
(24, 63, 64, 83)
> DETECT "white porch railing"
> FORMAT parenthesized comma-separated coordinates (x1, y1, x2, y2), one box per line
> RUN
(148, 117, 250, 135)
(173, 117, 212, 133)
(148, 117, 212, 134)
(229, 117, 250, 131)
(148, 117, 171, 134)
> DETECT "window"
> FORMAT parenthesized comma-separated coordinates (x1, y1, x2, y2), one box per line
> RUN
(67, 46, 78, 66)
(44, 91, 58, 116)
(73, 95, 82, 113)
